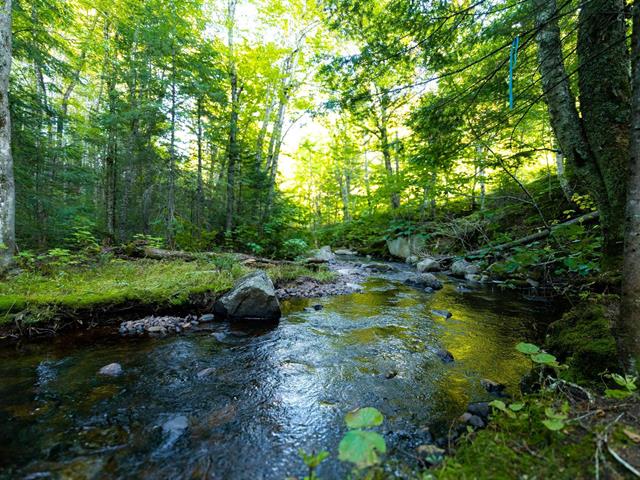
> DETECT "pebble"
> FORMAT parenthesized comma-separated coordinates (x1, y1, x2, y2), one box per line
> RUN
(98, 363, 123, 377)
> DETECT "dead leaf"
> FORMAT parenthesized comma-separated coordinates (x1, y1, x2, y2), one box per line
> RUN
(623, 428, 640, 443)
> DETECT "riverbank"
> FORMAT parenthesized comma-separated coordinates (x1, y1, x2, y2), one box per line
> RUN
(0, 254, 336, 338)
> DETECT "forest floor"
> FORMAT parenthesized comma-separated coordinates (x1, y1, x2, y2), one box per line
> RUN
(0, 254, 336, 338)
(431, 392, 640, 479)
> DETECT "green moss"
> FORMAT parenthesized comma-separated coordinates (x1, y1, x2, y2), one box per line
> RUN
(0, 257, 331, 326)
(433, 396, 597, 479)
(545, 302, 618, 382)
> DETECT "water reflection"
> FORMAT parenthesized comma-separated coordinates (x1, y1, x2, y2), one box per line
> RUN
(0, 275, 557, 479)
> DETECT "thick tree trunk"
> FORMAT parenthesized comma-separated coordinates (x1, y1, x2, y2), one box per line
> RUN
(577, 0, 630, 265)
(619, 1, 640, 373)
(534, 0, 629, 269)
(0, 0, 13, 270)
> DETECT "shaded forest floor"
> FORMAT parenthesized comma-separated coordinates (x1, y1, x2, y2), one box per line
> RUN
(430, 393, 640, 479)
(0, 255, 334, 337)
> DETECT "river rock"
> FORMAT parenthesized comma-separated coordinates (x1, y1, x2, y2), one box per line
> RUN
(481, 378, 506, 394)
(405, 273, 443, 290)
(98, 363, 123, 377)
(467, 402, 490, 419)
(416, 258, 441, 273)
(334, 248, 357, 255)
(196, 367, 217, 379)
(159, 415, 189, 451)
(311, 246, 336, 262)
(435, 348, 454, 363)
(362, 262, 398, 273)
(199, 314, 215, 323)
(406, 255, 420, 265)
(213, 270, 281, 321)
(451, 259, 480, 278)
(431, 309, 452, 319)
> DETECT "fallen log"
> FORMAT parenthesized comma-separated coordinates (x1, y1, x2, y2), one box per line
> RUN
(467, 211, 599, 257)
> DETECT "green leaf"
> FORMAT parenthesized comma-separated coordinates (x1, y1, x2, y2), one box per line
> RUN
(545, 408, 567, 420)
(605, 388, 634, 399)
(489, 400, 515, 418)
(338, 430, 387, 468)
(531, 352, 557, 365)
(509, 402, 525, 412)
(345, 407, 384, 429)
(515, 342, 540, 355)
(542, 419, 565, 431)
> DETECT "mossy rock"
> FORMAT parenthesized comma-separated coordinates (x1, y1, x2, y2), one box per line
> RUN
(545, 302, 617, 381)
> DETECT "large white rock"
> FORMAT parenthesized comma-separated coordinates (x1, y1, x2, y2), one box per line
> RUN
(311, 246, 336, 262)
(213, 270, 281, 321)
(451, 260, 480, 278)
(386, 235, 426, 259)
(416, 258, 441, 273)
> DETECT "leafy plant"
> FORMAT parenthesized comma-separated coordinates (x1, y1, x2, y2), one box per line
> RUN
(281, 238, 309, 259)
(298, 449, 329, 480)
(338, 407, 387, 469)
(604, 373, 637, 399)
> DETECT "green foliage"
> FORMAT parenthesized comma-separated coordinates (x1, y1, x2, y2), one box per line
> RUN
(338, 407, 387, 470)
(280, 238, 309, 259)
(344, 407, 384, 429)
(298, 449, 329, 480)
(604, 374, 637, 399)
(338, 430, 387, 469)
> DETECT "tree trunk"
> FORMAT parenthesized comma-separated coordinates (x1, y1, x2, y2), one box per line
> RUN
(619, 1, 640, 373)
(104, 23, 117, 243)
(167, 41, 177, 248)
(577, 0, 630, 265)
(195, 97, 204, 232)
(0, 0, 13, 270)
(534, 0, 629, 269)
(225, 0, 239, 236)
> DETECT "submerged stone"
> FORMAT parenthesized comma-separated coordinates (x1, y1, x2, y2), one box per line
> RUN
(98, 363, 123, 377)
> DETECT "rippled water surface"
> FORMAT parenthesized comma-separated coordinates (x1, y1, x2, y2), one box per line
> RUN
(0, 270, 558, 479)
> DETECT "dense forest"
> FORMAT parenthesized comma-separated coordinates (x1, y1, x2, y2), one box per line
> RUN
(1, 0, 640, 478)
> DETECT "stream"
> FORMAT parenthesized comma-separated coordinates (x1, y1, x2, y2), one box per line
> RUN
(0, 259, 559, 479)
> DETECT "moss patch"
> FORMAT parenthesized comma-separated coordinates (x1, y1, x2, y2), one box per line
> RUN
(545, 301, 618, 382)
(0, 256, 334, 330)
(433, 394, 640, 480)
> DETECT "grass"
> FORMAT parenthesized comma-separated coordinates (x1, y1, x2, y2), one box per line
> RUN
(0, 255, 335, 326)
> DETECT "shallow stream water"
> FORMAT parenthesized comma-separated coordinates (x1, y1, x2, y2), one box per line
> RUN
(0, 264, 558, 479)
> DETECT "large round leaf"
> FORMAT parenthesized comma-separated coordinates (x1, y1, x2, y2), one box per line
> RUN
(515, 342, 540, 355)
(531, 352, 557, 365)
(338, 430, 387, 468)
(345, 407, 383, 429)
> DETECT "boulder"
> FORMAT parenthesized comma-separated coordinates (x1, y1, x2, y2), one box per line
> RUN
(213, 270, 281, 322)
(416, 258, 441, 273)
(451, 259, 480, 278)
(98, 363, 123, 377)
(405, 255, 420, 265)
(387, 235, 426, 260)
(334, 248, 357, 256)
(405, 273, 443, 290)
(311, 246, 336, 262)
